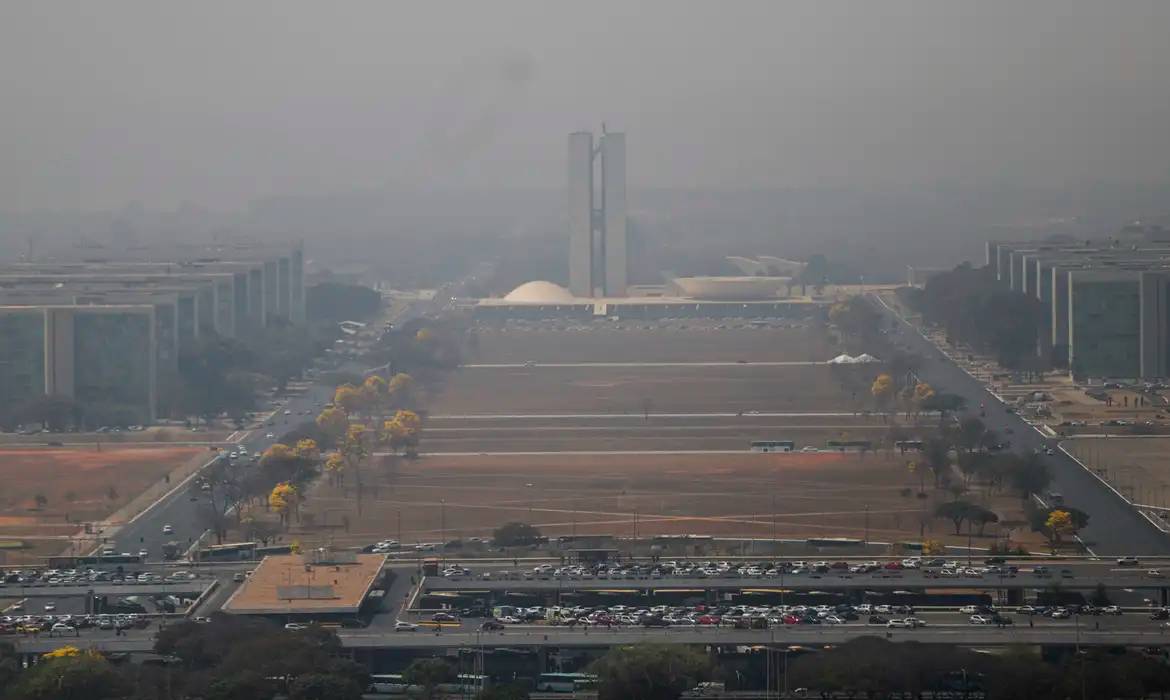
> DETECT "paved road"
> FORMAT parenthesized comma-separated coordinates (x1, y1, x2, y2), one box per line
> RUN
(105, 294, 445, 560)
(421, 571, 1170, 593)
(871, 295, 1170, 556)
(462, 361, 825, 368)
(15, 624, 1170, 655)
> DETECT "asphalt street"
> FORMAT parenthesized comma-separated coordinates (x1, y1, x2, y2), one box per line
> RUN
(871, 295, 1170, 556)
(108, 295, 436, 558)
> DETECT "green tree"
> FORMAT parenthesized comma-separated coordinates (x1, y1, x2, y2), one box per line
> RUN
(402, 658, 456, 700)
(206, 671, 275, 700)
(477, 684, 531, 700)
(288, 673, 363, 700)
(1010, 453, 1052, 500)
(590, 644, 712, 700)
(934, 500, 973, 535)
(493, 521, 542, 547)
(8, 653, 128, 700)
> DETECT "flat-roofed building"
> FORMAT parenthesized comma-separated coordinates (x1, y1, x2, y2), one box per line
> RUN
(221, 551, 387, 621)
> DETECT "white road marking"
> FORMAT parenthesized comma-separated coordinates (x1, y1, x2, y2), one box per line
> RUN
(461, 361, 825, 368)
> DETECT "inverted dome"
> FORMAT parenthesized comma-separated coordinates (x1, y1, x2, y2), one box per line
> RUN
(670, 276, 791, 300)
(503, 280, 577, 303)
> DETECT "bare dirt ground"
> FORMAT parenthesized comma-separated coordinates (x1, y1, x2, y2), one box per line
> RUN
(0, 446, 202, 563)
(434, 364, 860, 416)
(236, 323, 1039, 553)
(469, 325, 831, 364)
(1064, 437, 1170, 506)
(280, 450, 1039, 551)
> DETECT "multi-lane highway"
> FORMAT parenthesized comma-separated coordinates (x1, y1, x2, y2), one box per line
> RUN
(872, 295, 1170, 556)
(15, 621, 1170, 655)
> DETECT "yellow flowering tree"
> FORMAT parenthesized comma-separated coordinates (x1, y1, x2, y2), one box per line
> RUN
(269, 482, 299, 527)
(315, 406, 349, 444)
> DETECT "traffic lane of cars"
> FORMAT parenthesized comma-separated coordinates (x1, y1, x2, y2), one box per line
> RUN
(112, 383, 335, 556)
(396, 607, 1156, 634)
(422, 568, 1159, 592)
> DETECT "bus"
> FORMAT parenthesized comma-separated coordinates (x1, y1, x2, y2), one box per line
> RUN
(826, 439, 873, 452)
(366, 675, 407, 694)
(536, 673, 599, 693)
(750, 440, 795, 453)
(894, 440, 924, 452)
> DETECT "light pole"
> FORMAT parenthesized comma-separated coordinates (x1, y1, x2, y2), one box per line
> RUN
(439, 499, 446, 567)
(525, 483, 534, 523)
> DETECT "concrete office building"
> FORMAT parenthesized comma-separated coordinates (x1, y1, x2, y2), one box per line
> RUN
(987, 236, 1170, 380)
(0, 243, 303, 423)
(0, 304, 157, 421)
(568, 129, 628, 297)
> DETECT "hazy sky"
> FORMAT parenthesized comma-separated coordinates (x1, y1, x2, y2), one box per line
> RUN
(2, 1, 1169, 210)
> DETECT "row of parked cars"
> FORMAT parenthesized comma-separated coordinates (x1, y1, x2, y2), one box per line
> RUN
(439, 558, 1043, 582)
(0, 613, 150, 636)
(1, 568, 197, 587)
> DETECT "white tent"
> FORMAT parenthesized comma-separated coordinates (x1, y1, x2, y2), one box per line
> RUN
(828, 354, 858, 364)
(854, 353, 881, 363)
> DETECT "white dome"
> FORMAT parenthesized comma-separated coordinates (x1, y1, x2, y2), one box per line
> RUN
(503, 281, 577, 303)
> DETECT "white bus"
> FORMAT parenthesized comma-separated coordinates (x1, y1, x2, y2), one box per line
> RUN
(750, 440, 795, 453)
(536, 672, 599, 693)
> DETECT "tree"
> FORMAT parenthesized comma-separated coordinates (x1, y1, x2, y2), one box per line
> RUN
(288, 673, 363, 700)
(206, 671, 275, 700)
(871, 373, 895, 413)
(477, 684, 531, 700)
(333, 384, 364, 415)
(305, 282, 381, 323)
(968, 504, 1000, 535)
(589, 643, 712, 700)
(293, 438, 320, 461)
(493, 521, 542, 547)
(269, 482, 299, 527)
(935, 500, 973, 535)
(402, 658, 456, 700)
(1010, 453, 1052, 500)
(324, 452, 346, 486)
(828, 296, 881, 341)
(1045, 509, 1075, 551)
(957, 417, 988, 453)
(315, 407, 349, 445)
(382, 409, 422, 455)
(9, 651, 127, 700)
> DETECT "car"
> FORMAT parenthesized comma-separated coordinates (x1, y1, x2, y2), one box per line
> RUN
(1017, 605, 1039, 615)
(233, 572, 245, 582)
(138, 550, 149, 559)
(480, 620, 505, 631)
(886, 619, 909, 628)
(1102, 605, 1123, 615)
(958, 605, 980, 614)
(266, 433, 275, 439)
(50, 623, 75, 634)
(162, 524, 174, 535)
(431, 612, 458, 622)
(43, 602, 55, 612)
(969, 615, 993, 625)
(1118, 556, 1141, 566)
(284, 623, 308, 631)
(395, 621, 419, 632)
(1150, 569, 1166, 578)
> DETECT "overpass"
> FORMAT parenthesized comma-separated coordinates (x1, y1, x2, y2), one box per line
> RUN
(13, 624, 1170, 656)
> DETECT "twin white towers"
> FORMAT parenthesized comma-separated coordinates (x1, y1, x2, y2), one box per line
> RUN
(568, 129, 627, 298)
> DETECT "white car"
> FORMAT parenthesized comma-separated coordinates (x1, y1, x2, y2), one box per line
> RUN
(969, 615, 993, 625)
(958, 605, 980, 614)
(284, 623, 308, 631)
(50, 623, 74, 634)
(266, 433, 275, 439)
(44, 602, 56, 612)
(394, 621, 419, 632)
(162, 524, 174, 535)
(138, 550, 149, 559)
